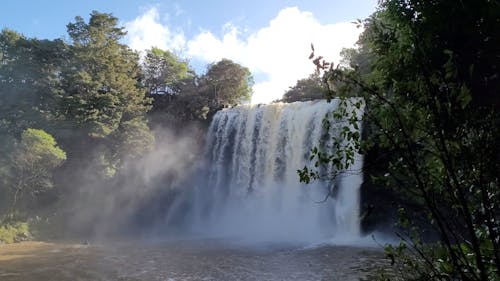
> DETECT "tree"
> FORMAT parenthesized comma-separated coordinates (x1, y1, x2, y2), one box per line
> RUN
(147, 58, 252, 129)
(148, 76, 212, 129)
(142, 47, 192, 95)
(62, 11, 149, 138)
(1, 129, 66, 214)
(0, 30, 68, 217)
(0, 29, 66, 135)
(142, 48, 208, 128)
(204, 58, 253, 107)
(301, 0, 500, 280)
(279, 73, 325, 103)
(60, 11, 153, 175)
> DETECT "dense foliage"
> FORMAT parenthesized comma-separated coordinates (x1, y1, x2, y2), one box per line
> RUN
(142, 47, 192, 96)
(148, 58, 253, 128)
(278, 73, 326, 103)
(0, 11, 252, 241)
(204, 58, 253, 106)
(0, 129, 66, 215)
(301, 0, 499, 280)
(59, 11, 154, 178)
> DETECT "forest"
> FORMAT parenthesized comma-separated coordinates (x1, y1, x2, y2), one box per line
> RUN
(299, 0, 500, 280)
(0, 10, 254, 237)
(1, 0, 499, 280)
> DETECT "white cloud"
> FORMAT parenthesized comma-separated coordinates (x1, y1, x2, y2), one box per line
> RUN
(125, 7, 186, 53)
(125, 7, 362, 104)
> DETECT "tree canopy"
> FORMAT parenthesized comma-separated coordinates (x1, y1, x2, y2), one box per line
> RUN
(279, 73, 325, 103)
(204, 58, 253, 106)
(0, 29, 65, 135)
(302, 0, 500, 280)
(62, 11, 149, 139)
(147, 57, 254, 129)
(142, 47, 192, 95)
(0, 10, 255, 240)
(1, 128, 66, 215)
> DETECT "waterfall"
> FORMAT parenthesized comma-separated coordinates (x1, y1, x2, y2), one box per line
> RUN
(186, 100, 364, 243)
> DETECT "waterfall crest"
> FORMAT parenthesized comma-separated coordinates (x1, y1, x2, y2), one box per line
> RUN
(187, 100, 364, 243)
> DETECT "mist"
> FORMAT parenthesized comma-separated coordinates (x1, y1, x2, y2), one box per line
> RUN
(158, 101, 366, 245)
(57, 123, 205, 240)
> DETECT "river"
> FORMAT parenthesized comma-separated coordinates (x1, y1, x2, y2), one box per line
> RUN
(0, 239, 387, 281)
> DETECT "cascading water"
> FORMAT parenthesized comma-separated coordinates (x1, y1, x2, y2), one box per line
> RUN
(185, 100, 364, 244)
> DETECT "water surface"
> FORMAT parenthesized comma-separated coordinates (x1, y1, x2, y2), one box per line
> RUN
(0, 240, 386, 281)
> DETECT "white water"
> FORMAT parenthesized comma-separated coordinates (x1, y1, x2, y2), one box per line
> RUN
(186, 100, 364, 244)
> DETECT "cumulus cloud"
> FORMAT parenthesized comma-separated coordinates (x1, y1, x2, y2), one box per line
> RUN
(125, 7, 362, 104)
(125, 7, 186, 53)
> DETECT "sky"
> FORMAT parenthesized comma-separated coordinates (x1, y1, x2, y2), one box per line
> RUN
(0, 0, 377, 104)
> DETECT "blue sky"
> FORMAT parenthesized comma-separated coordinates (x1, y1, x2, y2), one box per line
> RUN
(0, 0, 377, 103)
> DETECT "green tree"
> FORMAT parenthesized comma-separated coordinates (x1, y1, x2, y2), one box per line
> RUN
(142, 47, 192, 95)
(148, 58, 253, 129)
(142, 48, 209, 128)
(302, 0, 500, 280)
(2, 129, 66, 214)
(62, 11, 149, 138)
(60, 11, 153, 175)
(0, 30, 68, 217)
(148, 76, 212, 129)
(204, 58, 253, 107)
(0, 29, 66, 135)
(279, 73, 325, 103)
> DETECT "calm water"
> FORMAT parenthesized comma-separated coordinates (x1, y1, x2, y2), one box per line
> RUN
(0, 240, 386, 281)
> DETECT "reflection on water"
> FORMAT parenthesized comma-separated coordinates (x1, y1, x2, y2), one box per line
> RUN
(0, 240, 386, 281)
